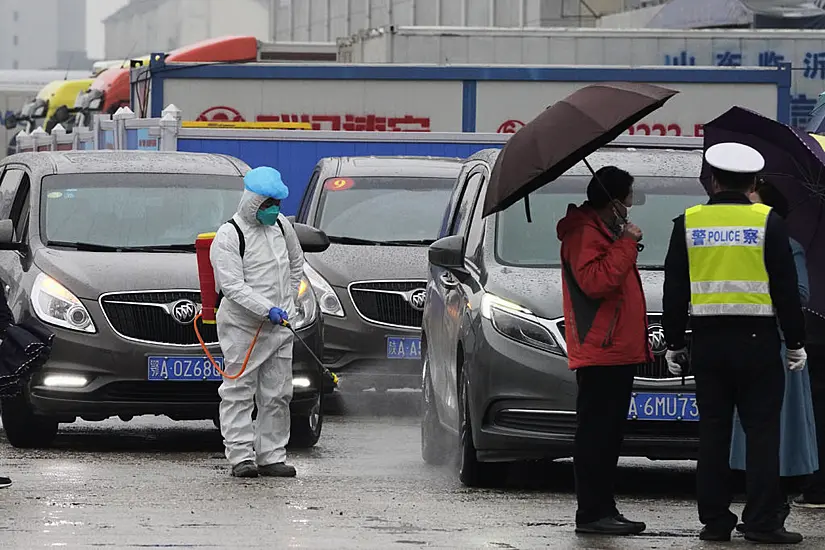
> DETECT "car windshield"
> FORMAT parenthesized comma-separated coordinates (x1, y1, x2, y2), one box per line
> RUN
(495, 176, 707, 268)
(315, 176, 455, 243)
(40, 173, 242, 249)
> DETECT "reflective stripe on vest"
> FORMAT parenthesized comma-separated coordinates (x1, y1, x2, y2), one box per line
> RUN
(684, 203, 773, 317)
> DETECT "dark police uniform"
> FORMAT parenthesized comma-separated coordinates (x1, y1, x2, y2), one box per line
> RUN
(662, 144, 806, 537)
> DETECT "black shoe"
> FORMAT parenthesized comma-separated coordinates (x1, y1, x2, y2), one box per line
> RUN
(576, 516, 645, 536)
(791, 495, 825, 509)
(0, 476, 10, 489)
(700, 527, 732, 542)
(614, 514, 647, 532)
(258, 462, 296, 477)
(231, 460, 258, 478)
(743, 528, 803, 545)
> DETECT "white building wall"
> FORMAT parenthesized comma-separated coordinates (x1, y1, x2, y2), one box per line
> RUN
(104, 0, 269, 59)
(0, 0, 86, 69)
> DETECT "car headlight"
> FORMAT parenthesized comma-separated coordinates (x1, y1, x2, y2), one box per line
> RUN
(31, 273, 96, 333)
(480, 293, 563, 355)
(291, 277, 319, 330)
(303, 263, 344, 317)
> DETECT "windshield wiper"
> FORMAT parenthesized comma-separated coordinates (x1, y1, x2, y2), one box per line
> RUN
(378, 239, 435, 246)
(328, 236, 383, 245)
(47, 241, 195, 253)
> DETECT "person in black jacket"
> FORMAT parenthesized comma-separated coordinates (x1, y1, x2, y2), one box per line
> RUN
(662, 143, 807, 544)
(0, 282, 13, 488)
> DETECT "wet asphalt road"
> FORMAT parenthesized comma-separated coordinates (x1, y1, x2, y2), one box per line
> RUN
(0, 393, 823, 549)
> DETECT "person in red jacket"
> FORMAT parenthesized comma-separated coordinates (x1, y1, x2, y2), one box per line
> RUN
(557, 166, 649, 536)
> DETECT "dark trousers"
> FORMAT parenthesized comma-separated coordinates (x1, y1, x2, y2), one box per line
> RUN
(574, 364, 636, 525)
(692, 327, 785, 532)
(803, 342, 825, 502)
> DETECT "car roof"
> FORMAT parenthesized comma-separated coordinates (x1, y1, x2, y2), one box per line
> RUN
(1, 151, 248, 178)
(327, 156, 464, 178)
(468, 147, 703, 177)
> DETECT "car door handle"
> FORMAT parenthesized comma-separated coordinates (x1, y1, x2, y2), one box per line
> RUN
(439, 272, 459, 288)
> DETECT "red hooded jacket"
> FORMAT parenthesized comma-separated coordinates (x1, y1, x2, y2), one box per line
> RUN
(556, 203, 651, 370)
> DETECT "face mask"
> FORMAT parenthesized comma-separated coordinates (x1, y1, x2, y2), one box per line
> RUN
(256, 204, 281, 226)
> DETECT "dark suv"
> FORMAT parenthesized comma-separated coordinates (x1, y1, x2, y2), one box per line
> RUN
(295, 156, 462, 392)
(0, 151, 330, 448)
(421, 147, 705, 487)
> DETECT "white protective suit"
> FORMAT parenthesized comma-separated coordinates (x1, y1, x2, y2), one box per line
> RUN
(211, 189, 304, 466)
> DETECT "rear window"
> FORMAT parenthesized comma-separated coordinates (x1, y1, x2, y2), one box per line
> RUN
(495, 175, 707, 268)
(315, 176, 455, 243)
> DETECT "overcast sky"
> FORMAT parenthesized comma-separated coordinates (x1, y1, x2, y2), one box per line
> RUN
(86, 0, 130, 59)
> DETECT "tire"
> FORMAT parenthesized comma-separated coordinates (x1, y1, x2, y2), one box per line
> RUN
(288, 392, 323, 449)
(1, 396, 59, 449)
(457, 363, 502, 488)
(421, 353, 450, 465)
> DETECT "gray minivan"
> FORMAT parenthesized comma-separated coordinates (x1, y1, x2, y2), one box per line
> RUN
(421, 146, 706, 486)
(0, 151, 329, 448)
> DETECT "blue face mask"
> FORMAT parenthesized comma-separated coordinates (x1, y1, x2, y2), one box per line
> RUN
(256, 204, 281, 226)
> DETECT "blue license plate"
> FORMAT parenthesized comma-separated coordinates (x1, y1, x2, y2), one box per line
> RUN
(628, 392, 699, 421)
(147, 356, 224, 381)
(386, 337, 421, 360)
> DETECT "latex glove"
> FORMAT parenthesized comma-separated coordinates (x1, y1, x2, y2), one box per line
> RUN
(666, 348, 689, 376)
(268, 307, 288, 325)
(786, 347, 808, 372)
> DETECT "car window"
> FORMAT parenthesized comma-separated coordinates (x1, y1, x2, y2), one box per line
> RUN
(0, 168, 25, 220)
(298, 168, 321, 223)
(315, 176, 455, 243)
(495, 175, 707, 268)
(438, 165, 470, 238)
(10, 173, 30, 240)
(450, 172, 483, 237)
(465, 171, 489, 263)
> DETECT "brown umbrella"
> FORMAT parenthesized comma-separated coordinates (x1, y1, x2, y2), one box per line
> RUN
(482, 82, 679, 218)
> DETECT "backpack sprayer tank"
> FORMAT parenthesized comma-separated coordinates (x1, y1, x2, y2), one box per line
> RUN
(195, 232, 218, 324)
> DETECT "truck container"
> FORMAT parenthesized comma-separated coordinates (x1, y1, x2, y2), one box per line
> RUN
(131, 59, 790, 138)
(337, 26, 825, 128)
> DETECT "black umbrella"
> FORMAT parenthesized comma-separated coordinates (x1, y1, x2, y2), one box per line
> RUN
(0, 318, 54, 397)
(482, 82, 679, 218)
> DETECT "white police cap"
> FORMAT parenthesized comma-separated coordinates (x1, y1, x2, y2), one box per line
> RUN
(704, 142, 765, 174)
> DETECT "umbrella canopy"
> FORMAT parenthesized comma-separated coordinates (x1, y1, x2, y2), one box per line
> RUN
(0, 318, 54, 397)
(701, 106, 825, 317)
(482, 82, 679, 217)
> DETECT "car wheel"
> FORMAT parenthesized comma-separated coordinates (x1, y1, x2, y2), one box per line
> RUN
(458, 362, 502, 488)
(0, 396, 59, 449)
(421, 354, 450, 465)
(288, 392, 323, 449)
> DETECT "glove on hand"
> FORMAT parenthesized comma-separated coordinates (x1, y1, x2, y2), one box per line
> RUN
(666, 348, 689, 376)
(268, 307, 288, 325)
(786, 347, 807, 372)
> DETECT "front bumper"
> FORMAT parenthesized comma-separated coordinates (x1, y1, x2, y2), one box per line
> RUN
(320, 289, 421, 390)
(25, 306, 323, 422)
(470, 320, 699, 462)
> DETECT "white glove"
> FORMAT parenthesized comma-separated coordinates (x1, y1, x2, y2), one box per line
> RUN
(666, 348, 689, 376)
(786, 347, 808, 372)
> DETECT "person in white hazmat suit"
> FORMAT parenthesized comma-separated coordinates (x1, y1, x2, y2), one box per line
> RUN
(211, 166, 304, 478)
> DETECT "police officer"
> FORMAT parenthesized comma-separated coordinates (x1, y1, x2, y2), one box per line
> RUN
(662, 142, 807, 544)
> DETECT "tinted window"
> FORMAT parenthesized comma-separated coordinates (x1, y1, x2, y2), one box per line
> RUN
(315, 176, 454, 243)
(450, 173, 483, 236)
(298, 169, 321, 223)
(465, 173, 488, 263)
(0, 168, 25, 219)
(40, 173, 242, 248)
(495, 176, 706, 268)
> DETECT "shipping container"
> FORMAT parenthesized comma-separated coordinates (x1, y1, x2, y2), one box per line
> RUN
(337, 26, 825, 128)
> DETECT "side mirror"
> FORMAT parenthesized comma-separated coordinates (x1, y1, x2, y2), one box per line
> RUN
(4, 113, 18, 130)
(0, 220, 23, 251)
(428, 235, 465, 270)
(54, 105, 71, 124)
(293, 222, 330, 253)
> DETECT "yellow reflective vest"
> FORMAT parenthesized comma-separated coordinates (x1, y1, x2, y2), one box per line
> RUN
(684, 203, 773, 316)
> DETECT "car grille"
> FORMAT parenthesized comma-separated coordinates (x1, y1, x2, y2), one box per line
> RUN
(349, 281, 425, 329)
(554, 314, 691, 380)
(98, 381, 220, 403)
(493, 409, 698, 439)
(100, 291, 217, 346)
